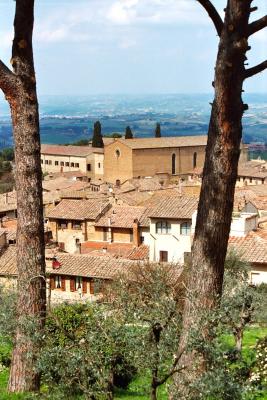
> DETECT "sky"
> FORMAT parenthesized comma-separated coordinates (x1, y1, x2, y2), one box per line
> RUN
(0, 0, 266, 95)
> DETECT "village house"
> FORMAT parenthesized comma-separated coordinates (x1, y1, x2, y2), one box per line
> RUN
(41, 145, 104, 180)
(47, 198, 111, 253)
(0, 243, 139, 303)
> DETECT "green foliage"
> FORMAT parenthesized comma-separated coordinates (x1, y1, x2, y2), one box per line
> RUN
(0, 148, 14, 162)
(125, 126, 133, 139)
(249, 336, 267, 389)
(155, 123, 161, 138)
(104, 133, 122, 138)
(71, 139, 89, 146)
(92, 121, 104, 148)
(39, 303, 136, 399)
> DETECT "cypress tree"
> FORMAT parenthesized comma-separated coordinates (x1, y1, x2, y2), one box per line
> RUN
(125, 126, 133, 139)
(155, 123, 161, 138)
(92, 121, 104, 148)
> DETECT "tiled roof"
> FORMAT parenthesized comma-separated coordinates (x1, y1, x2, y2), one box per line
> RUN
(228, 231, 267, 264)
(41, 145, 103, 157)
(47, 199, 110, 220)
(42, 178, 90, 192)
(95, 205, 147, 228)
(0, 246, 17, 276)
(48, 253, 136, 280)
(128, 245, 149, 260)
(81, 241, 134, 258)
(0, 228, 16, 242)
(149, 196, 198, 219)
(109, 136, 207, 150)
(116, 191, 153, 206)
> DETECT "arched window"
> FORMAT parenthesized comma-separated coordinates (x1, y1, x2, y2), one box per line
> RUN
(193, 152, 197, 168)
(156, 221, 171, 234)
(172, 153, 176, 175)
(180, 222, 191, 236)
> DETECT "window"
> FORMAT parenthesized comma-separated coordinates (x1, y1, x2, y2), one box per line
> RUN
(41, 159, 43, 164)
(98, 162, 101, 168)
(65, 162, 69, 167)
(48, 160, 52, 165)
(45, 160, 48, 165)
(172, 154, 176, 175)
(75, 163, 79, 168)
(249, 177, 252, 183)
(55, 275, 61, 289)
(87, 164, 91, 171)
(60, 161, 64, 166)
(193, 152, 197, 168)
(72, 221, 81, 230)
(55, 161, 59, 166)
(59, 220, 68, 229)
(159, 251, 168, 262)
(156, 221, 171, 234)
(115, 149, 120, 158)
(180, 222, 191, 235)
(71, 162, 75, 167)
(75, 276, 82, 291)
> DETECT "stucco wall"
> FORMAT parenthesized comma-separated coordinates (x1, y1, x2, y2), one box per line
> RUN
(132, 145, 206, 178)
(149, 219, 192, 264)
(104, 142, 133, 184)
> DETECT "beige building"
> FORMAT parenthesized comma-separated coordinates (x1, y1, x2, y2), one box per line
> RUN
(41, 145, 104, 180)
(104, 136, 208, 184)
(47, 198, 111, 253)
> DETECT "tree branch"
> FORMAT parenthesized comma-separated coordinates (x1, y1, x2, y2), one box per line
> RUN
(197, 0, 223, 36)
(245, 60, 267, 79)
(248, 15, 267, 36)
(0, 60, 18, 98)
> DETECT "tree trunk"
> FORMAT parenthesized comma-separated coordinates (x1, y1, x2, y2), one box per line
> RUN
(234, 328, 243, 353)
(174, 0, 257, 393)
(0, 0, 46, 392)
(151, 384, 157, 400)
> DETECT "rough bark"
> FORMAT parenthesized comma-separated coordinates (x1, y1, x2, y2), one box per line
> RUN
(173, 0, 267, 394)
(0, 0, 46, 392)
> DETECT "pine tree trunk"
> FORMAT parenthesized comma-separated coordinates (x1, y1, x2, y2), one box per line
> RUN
(0, 0, 46, 393)
(174, 0, 254, 393)
(7, 93, 46, 392)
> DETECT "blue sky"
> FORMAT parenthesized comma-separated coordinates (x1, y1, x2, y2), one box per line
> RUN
(0, 0, 266, 95)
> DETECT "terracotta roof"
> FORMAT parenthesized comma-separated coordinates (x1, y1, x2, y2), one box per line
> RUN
(0, 228, 16, 242)
(41, 145, 103, 157)
(95, 205, 147, 228)
(149, 196, 198, 219)
(116, 191, 153, 206)
(128, 245, 149, 260)
(81, 241, 134, 258)
(108, 136, 207, 150)
(48, 253, 136, 280)
(0, 246, 17, 276)
(47, 199, 110, 220)
(42, 178, 90, 192)
(228, 231, 267, 264)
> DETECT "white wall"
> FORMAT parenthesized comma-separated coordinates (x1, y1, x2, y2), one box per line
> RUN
(149, 219, 192, 264)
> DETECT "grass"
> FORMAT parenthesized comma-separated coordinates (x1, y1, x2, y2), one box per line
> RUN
(0, 326, 267, 399)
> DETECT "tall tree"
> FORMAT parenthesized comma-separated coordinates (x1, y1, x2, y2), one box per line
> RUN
(175, 0, 267, 389)
(92, 120, 104, 148)
(155, 123, 161, 138)
(125, 126, 133, 139)
(0, 0, 46, 392)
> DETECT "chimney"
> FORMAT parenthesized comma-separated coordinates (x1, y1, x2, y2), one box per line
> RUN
(133, 219, 141, 247)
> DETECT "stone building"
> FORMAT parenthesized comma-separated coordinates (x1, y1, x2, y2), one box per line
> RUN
(104, 136, 208, 184)
(41, 145, 104, 180)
